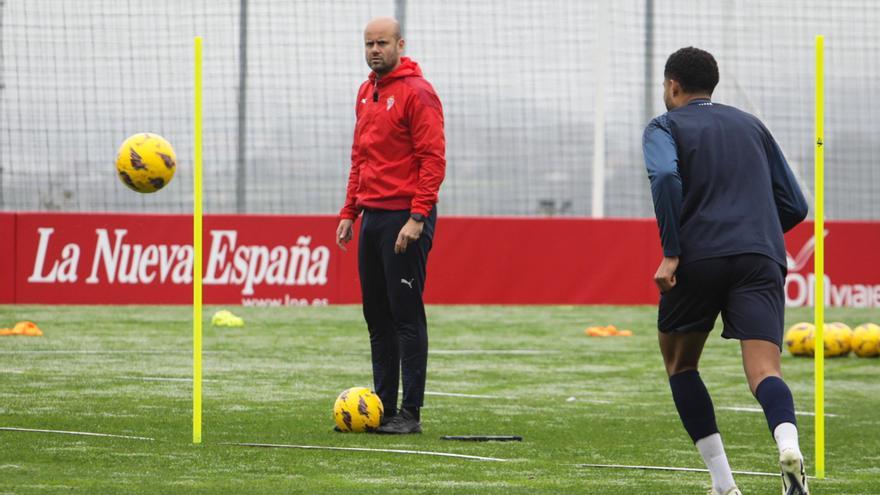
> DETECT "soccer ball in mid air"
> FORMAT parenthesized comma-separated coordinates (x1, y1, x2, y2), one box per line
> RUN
(115, 133, 177, 193)
(333, 387, 384, 432)
(784, 322, 814, 356)
(851, 323, 880, 357)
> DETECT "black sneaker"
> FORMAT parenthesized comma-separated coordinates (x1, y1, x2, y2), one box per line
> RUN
(375, 409, 421, 434)
(380, 413, 395, 426)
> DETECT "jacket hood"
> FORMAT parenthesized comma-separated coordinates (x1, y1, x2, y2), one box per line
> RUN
(369, 57, 422, 82)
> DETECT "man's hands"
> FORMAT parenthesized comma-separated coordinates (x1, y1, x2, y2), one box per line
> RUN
(654, 256, 680, 293)
(395, 218, 423, 254)
(337, 216, 424, 254)
(336, 219, 354, 251)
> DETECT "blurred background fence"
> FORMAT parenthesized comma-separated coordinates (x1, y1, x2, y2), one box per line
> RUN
(1, 0, 878, 219)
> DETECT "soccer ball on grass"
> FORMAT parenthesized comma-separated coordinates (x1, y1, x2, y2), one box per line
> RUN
(826, 322, 853, 357)
(333, 387, 384, 432)
(852, 323, 880, 357)
(784, 322, 814, 356)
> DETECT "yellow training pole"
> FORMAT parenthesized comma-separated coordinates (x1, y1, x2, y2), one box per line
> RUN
(813, 34, 825, 479)
(193, 36, 204, 445)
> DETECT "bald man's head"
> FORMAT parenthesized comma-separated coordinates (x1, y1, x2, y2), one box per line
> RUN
(363, 17, 404, 76)
(365, 17, 401, 40)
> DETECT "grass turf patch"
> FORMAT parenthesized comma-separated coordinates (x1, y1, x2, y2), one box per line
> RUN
(0, 305, 877, 494)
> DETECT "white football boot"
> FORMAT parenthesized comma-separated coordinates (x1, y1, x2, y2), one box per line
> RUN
(779, 448, 809, 495)
(708, 487, 742, 495)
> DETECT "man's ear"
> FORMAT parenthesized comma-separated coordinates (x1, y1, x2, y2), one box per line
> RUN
(668, 79, 680, 97)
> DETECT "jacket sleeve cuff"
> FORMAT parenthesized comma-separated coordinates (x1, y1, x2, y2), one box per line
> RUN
(662, 247, 681, 258)
(338, 209, 360, 221)
(409, 205, 430, 217)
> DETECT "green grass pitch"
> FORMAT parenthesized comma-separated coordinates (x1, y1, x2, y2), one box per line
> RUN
(1, 305, 877, 494)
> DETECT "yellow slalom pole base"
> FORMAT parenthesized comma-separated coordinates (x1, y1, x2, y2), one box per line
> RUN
(193, 35, 204, 445)
(813, 34, 825, 479)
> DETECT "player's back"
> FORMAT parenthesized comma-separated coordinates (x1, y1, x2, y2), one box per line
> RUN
(663, 100, 790, 267)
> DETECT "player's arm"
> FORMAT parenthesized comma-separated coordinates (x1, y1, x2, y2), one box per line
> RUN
(406, 84, 446, 218)
(340, 128, 362, 221)
(764, 130, 809, 232)
(643, 116, 682, 258)
(340, 90, 366, 222)
(338, 92, 366, 250)
(394, 84, 446, 254)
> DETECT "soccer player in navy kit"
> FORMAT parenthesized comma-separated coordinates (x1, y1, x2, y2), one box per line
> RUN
(643, 47, 810, 495)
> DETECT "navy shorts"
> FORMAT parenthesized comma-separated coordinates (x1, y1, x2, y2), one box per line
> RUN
(658, 254, 786, 347)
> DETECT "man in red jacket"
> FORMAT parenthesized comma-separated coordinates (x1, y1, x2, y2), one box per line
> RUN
(336, 16, 446, 434)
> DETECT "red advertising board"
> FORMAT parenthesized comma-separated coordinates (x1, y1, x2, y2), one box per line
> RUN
(424, 217, 660, 304)
(783, 221, 880, 308)
(2, 212, 879, 307)
(0, 213, 15, 303)
(13, 213, 347, 305)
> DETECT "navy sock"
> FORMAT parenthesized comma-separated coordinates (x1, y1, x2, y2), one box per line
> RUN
(754, 376, 797, 434)
(669, 369, 719, 443)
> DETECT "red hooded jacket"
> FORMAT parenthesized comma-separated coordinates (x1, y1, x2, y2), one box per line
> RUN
(339, 57, 446, 219)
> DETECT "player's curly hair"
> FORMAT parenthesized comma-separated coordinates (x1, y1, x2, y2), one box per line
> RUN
(664, 47, 719, 94)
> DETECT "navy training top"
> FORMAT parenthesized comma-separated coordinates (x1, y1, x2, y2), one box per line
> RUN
(643, 98, 808, 268)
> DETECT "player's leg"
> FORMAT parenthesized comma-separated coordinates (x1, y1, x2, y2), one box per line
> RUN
(659, 330, 709, 376)
(358, 211, 400, 420)
(661, 332, 738, 495)
(741, 339, 807, 494)
(376, 209, 436, 434)
(723, 254, 808, 495)
(659, 258, 738, 495)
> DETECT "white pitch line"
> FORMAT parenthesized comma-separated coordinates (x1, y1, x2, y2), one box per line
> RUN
(0, 427, 154, 441)
(0, 350, 171, 355)
(577, 463, 781, 478)
(0, 370, 25, 374)
(118, 376, 219, 383)
(430, 349, 552, 355)
(564, 397, 613, 404)
(0, 350, 229, 356)
(395, 388, 516, 399)
(719, 406, 840, 418)
(424, 391, 511, 399)
(228, 442, 509, 462)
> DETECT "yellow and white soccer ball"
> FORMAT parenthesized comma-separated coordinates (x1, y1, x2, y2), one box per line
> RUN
(784, 322, 814, 357)
(785, 322, 855, 357)
(333, 387, 384, 432)
(821, 324, 844, 357)
(803, 326, 816, 356)
(852, 323, 880, 358)
(827, 322, 853, 357)
(115, 133, 177, 193)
